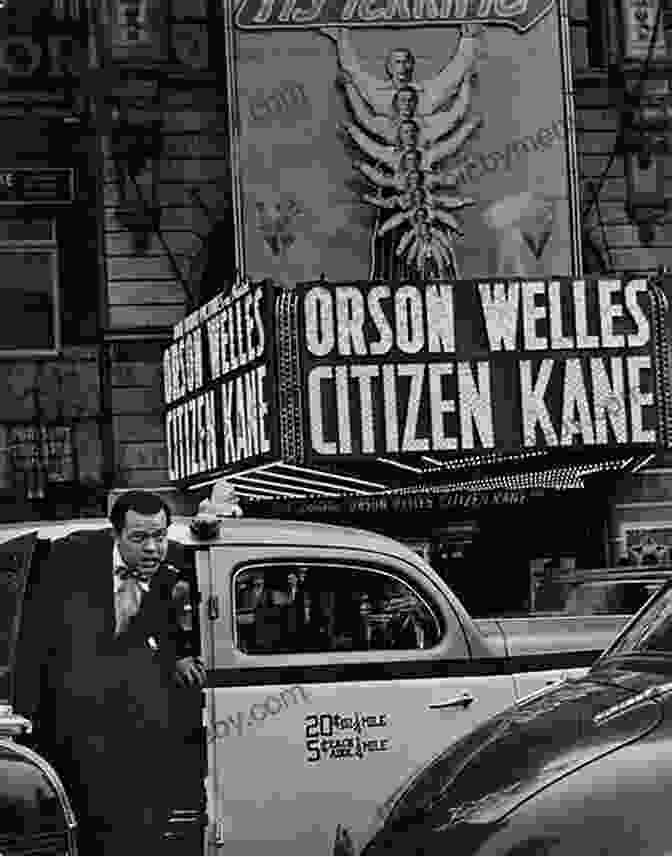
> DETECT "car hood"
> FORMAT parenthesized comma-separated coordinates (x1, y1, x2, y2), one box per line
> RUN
(364, 667, 669, 852)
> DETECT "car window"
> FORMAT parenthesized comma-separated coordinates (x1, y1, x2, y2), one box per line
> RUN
(605, 583, 672, 656)
(529, 572, 663, 617)
(537, 580, 656, 615)
(233, 562, 441, 655)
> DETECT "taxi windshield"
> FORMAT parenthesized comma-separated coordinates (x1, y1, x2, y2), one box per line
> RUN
(603, 582, 672, 657)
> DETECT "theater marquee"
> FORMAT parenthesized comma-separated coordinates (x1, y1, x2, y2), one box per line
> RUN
(163, 276, 672, 492)
(295, 277, 670, 462)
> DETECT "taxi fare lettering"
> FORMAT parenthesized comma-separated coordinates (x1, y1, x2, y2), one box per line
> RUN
(305, 712, 391, 763)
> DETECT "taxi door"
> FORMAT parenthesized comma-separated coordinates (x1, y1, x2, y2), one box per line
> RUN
(192, 545, 220, 854)
(203, 545, 519, 856)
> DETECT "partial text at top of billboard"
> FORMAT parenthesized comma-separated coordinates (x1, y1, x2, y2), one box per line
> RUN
(235, 1, 554, 32)
(227, 0, 576, 285)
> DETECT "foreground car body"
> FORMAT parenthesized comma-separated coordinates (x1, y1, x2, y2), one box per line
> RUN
(0, 713, 77, 856)
(0, 534, 78, 854)
(362, 582, 672, 855)
(0, 516, 661, 854)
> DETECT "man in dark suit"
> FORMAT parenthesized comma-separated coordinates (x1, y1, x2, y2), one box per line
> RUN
(15, 490, 205, 855)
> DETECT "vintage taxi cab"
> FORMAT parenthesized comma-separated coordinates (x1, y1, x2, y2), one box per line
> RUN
(0, 511, 663, 855)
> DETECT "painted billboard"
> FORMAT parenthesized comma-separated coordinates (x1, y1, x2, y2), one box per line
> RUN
(225, 0, 580, 285)
(162, 279, 279, 483)
(295, 276, 669, 463)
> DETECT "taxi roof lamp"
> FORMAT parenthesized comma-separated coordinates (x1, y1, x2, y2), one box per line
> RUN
(190, 478, 243, 540)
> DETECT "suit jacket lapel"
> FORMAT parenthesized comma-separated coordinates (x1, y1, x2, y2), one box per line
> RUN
(61, 529, 117, 649)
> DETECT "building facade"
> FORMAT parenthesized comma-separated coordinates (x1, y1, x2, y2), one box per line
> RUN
(2, 0, 672, 603)
(0, 1, 104, 522)
(0, 0, 234, 520)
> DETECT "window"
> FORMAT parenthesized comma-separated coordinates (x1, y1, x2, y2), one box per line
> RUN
(234, 562, 441, 655)
(531, 573, 660, 616)
(586, 0, 609, 68)
(571, 0, 610, 72)
(0, 216, 59, 356)
(606, 582, 672, 656)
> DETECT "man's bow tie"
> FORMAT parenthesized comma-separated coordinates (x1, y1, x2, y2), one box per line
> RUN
(115, 565, 153, 584)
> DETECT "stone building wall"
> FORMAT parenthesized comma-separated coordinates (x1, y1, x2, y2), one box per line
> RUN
(0, 3, 104, 521)
(571, 0, 672, 272)
(97, 0, 233, 489)
(569, 0, 672, 550)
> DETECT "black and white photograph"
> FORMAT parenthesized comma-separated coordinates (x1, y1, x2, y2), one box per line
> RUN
(3, 1, 672, 855)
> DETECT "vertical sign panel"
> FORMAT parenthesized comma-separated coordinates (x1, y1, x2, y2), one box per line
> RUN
(225, 0, 579, 284)
(163, 280, 280, 486)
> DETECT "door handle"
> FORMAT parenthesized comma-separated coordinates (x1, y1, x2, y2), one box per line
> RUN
(428, 692, 476, 710)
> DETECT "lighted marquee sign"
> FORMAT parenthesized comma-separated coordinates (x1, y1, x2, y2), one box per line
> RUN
(162, 279, 279, 483)
(296, 277, 669, 463)
(248, 486, 534, 520)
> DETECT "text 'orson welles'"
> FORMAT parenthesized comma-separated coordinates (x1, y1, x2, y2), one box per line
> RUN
(300, 278, 657, 458)
(162, 281, 272, 481)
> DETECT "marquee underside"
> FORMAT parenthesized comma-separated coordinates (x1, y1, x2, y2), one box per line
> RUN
(186, 448, 655, 501)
